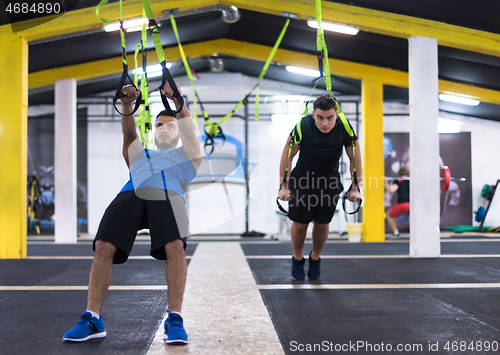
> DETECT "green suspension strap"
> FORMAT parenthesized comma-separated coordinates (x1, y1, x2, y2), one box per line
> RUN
(170, 13, 227, 155)
(254, 18, 290, 122)
(96, 0, 142, 116)
(337, 95, 361, 214)
(276, 114, 303, 214)
(141, 0, 184, 116)
(276, 82, 319, 214)
(202, 18, 290, 155)
(169, 15, 204, 129)
(133, 11, 153, 148)
(316, 0, 361, 213)
(277, 1, 361, 214)
(314, 0, 332, 92)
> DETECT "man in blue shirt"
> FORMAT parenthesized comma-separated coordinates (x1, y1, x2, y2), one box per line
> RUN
(63, 83, 202, 345)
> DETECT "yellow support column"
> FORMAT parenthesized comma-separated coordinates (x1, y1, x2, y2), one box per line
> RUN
(0, 34, 28, 258)
(361, 78, 385, 242)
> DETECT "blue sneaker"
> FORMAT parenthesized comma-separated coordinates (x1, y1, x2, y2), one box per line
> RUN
(291, 256, 305, 280)
(163, 311, 188, 345)
(308, 252, 321, 280)
(63, 311, 106, 342)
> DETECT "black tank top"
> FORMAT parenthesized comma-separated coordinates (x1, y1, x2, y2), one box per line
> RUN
(395, 179, 410, 203)
(291, 115, 357, 177)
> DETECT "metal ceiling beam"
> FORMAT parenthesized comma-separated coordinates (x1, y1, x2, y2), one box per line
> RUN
(226, 0, 500, 58)
(28, 39, 500, 105)
(0, 0, 217, 41)
(1, 0, 499, 58)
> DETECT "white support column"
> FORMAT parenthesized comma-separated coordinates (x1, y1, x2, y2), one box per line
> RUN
(408, 36, 440, 257)
(55, 79, 77, 243)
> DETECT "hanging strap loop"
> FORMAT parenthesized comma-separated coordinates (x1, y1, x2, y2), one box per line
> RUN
(96, 0, 142, 116)
(141, 1, 185, 116)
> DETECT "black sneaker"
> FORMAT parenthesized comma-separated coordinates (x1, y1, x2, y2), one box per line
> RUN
(291, 256, 305, 280)
(308, 252, 321, 280)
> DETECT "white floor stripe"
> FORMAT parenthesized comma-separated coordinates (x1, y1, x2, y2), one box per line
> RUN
(146, 242, 284, 355)
(5, 282, 500, 292)
(258, 283, 500, 290)
(27, 241, 154, 245)
(441, 239, 500, 243)
(441, 254, 500, 258)
(16, 254, 500, 261)
(0, 285, 168, 291)
(246, 254, 500, 259)
(24, 256, 192, 260)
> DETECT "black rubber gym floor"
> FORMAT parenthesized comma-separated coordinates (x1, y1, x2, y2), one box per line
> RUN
(243, 239, 500, 355)
(0, 242, 197, 355)
(241, 238, 500, 256)
(3, 238, 500, 355)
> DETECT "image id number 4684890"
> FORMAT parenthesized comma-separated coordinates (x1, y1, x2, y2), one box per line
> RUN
(5, 2, 61, 14)
(442, 340, 498, 352)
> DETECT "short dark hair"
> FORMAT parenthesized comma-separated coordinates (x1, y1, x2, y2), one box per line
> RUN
(313, 95, 338, 112)
(398, 167, 410, 177)
(155, 110, 177, 124)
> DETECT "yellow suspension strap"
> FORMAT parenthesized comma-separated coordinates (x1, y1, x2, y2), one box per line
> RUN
(27, 175, 41, 234)
(315, 0, 361, 213)
(170, 14, 222, 154)
(169, 14, 206, 131)
(314, 0, 332, 92)
(133, 11, 153, 148)
(141, 0, 184, 116)
(205, 19, 290, 155)
(96, 0, 142, 116)
(276, 113, 303, 214)
(336, 94, 362, 214)
(255, 18, 290, 122)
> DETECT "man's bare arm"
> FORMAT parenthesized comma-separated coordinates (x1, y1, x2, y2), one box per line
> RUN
(345, 140, 362, 191)
(384, 178, 399, 193)
(277, 135, 300, 201)
(279, 135, 300, 189)
(162, 84, 203, 171)
(120, 85, 140, 168)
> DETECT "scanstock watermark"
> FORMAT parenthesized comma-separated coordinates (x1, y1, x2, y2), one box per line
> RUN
(290, 340, 500, 352)
(1, 1, 80, 32)
(290, 340, 424, 353)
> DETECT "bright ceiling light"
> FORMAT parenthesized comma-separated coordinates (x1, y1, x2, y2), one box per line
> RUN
(307, 20, 359, 35)
(125, 26, 145, 33)
(104, 18, 149, 32)
(438, 118, 462, 133)
(133, 63, 172, 78)
(285, 66, 320, 77)
(439, 94, 480, 106)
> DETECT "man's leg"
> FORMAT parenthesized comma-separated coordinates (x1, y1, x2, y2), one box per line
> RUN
(87, 239, 116, 314)
(164, 239, 187, 313)
(386, 211, 399, 234)
(291, 221, 309, 260)
(63, 239, 114, 342)
(310, 221, 329, 260)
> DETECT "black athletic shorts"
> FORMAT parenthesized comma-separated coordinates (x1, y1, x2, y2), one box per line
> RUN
(94, 188, 188, 264)
(287, 169, 343, 224)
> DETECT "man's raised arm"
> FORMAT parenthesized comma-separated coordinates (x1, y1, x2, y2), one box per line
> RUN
(120, 85, 141, 169)
(161, 84, 203, 171)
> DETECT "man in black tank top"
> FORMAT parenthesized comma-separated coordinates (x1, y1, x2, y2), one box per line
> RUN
(384, 167, 410, 239)
(278, 95, 362, 280)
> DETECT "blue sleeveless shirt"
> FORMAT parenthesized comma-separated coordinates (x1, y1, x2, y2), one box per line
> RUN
(120, 147, 196, 198)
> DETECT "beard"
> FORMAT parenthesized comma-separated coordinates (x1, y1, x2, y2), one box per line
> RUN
(155, 135, 179, 149)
